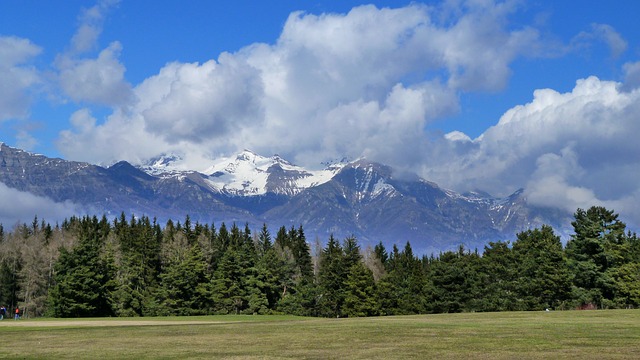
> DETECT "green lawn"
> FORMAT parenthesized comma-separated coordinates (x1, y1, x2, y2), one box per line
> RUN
(0, 310, 639, 359)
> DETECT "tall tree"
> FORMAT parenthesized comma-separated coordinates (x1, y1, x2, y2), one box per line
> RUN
(317, 235, 345, 317)
(566, 206, 628, 308)
(512, 226, 571, 310)
(478, 241, 518, 311)
(428, 245, 481, 313)
(0, 253, 22, 314)
(156, 242, 211, 315)
(47, 216, 114, 317)
(343, 260, 378, 317)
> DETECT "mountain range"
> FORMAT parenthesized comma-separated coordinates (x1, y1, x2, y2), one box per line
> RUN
(0, 143, 572, 253)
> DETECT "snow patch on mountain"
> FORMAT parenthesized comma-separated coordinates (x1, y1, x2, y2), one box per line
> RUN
(201, 149, 346, 196)
(139, 153, 185, 176)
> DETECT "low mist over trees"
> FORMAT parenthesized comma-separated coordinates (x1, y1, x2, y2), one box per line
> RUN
(1, 206, 639, 318)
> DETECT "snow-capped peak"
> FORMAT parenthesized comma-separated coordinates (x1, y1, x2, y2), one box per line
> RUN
(201, 150, 346, 196)
(137, 149, 349, 196)
(139, 153, 185, 175)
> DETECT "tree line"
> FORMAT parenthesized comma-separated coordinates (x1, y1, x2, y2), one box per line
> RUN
(0, 206, 639, 318)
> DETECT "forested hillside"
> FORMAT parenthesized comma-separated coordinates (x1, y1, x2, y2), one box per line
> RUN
(0, 206, 638, 318)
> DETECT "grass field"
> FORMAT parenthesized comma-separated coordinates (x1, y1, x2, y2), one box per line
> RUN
(0, 310, 639, 359)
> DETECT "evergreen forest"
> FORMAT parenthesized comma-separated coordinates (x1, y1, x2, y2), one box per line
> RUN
(1, 206, 639, 318)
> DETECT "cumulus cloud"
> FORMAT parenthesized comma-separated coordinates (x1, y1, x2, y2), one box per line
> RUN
(50, 1, 640, 226)
(57, 1, 540, 169)
(525, 146, 599, 212)
(138, 55, 264, 144)
(58, 108, 160, 165)
(621, 61, 640, 92)
(0, 182, 80, 227)
(55, 0, 132, 107)
(0, 36, 41, 121)
(426, 76, 640, 225)
(58, 42, 133, 106)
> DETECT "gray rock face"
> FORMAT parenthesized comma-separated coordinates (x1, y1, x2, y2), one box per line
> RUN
(0, 143, 571, 252)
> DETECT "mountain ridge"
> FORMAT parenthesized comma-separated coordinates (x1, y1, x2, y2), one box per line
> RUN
(0, 143, 572, 253)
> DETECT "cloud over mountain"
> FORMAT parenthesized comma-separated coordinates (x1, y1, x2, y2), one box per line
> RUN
(2, 1, 640, 226)
(428, 76, 640, 225)
(0, 182, 80, 227)
(56, 2, 541, 168)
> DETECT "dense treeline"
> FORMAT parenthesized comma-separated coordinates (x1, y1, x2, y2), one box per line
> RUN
(1, 206, 639, 318)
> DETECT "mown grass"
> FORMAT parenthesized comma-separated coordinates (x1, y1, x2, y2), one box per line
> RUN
(0, 310, 639, 359)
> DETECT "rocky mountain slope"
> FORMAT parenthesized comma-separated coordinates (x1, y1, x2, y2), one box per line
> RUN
(0, 143, 571, 252)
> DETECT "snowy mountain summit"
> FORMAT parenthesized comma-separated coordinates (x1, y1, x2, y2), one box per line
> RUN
(141, 149, 346, 197)
(139, 153, 185, 175)
(0, 143, 572, 252)
(201, 150, 345, 196)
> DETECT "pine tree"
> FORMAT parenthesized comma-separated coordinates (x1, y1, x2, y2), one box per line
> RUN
(110, 215, 163, 316)
(47, 216, 114, 317)
(317, 235, 345, 317)
(256, 223, 271, 257)
(0, 255, 22, 314)
(479, 241, 518, 311)
(342, 236, 361, 270)
(343, 261, 378, 317)
(274, 226, 289, 250)
(428, 245, 480, 313)
(566, 206, 629, 308)
(382, 242, 428, 314)
(512, 226, 571, 310)
(211, 247, 247, 314)
(291, 226, 313, 282)
(156, 243, 211, 315)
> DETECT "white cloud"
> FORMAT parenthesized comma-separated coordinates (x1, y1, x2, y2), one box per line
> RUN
(0, 36, 41, 121)
(70, 0, 120, 55)
(58, 42, 133, 106)
(426, 76, 640, 224)
(58, 108, 160, 166)
(621, 61, 640, 91)
(0, 182, 80, 227)
(58, 2, 540, 170)
(572, 23, 628, 59)
(138, 55, 264, 144)
(15, 130, 38, 151)
(525, 146, 599, 212)
(445, 131, 472, 142)
(51, 2, 640, 226)
(591, 23, 627, 58)
(55, 0, 131, 107)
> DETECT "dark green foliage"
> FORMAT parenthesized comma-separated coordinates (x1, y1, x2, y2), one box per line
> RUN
(566, 207, 631, 308)
(2, 205, 639, 318)
(381, 242, 428, 314)
(110, 214, 163, 316)
(210, 224, 262, 314)
(343, 261, 378, 317)
(429, 245, 481, 313)
(47, 216, 114, 317)
(512, 226, 571, 310)
(478, 241, 518, 311)
(317, 235, 345, 317)
(156, 243, 211, 316)
(0, 255, 21, 312)
(374, 241, 389, 270)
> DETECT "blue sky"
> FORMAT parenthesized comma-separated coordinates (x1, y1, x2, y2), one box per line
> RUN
(2, 0, 640, 225)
